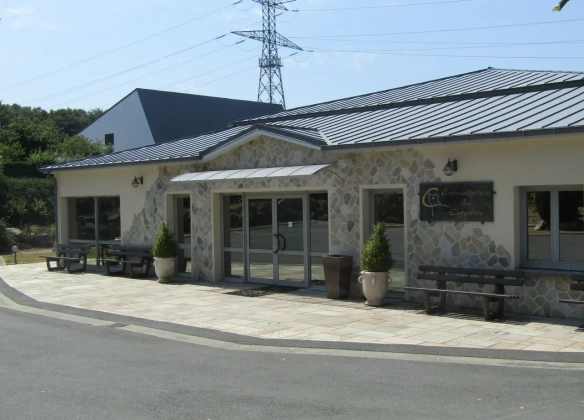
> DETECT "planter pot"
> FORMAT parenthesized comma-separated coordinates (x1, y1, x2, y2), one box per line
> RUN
(154, 257, 175, 283)
(358, 271, 390, 306)
(323, 255, 353, 299)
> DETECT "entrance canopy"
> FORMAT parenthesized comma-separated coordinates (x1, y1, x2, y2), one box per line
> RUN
(170, 164, 331, 183)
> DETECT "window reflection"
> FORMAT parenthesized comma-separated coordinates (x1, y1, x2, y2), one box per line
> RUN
(527, 191, 552, 261)
(69, 198, 96, 240)
(97, 197, 121, 241)
(559, 191, 584, 262)
(223, 195, 243, 249)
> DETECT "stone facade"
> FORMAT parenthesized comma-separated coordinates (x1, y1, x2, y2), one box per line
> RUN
(122, 135, 584, 320)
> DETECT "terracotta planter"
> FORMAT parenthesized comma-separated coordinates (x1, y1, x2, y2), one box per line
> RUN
(154, 257, 175, 283)
(323, 255, 353, 299)
(358, 271, 390, 306)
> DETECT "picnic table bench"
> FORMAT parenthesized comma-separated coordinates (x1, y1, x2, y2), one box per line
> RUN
(100, 246, 153, 278)
(404, 265, 525, 320)
(40, 244, 90, 273)
(559, 274, 584, 306)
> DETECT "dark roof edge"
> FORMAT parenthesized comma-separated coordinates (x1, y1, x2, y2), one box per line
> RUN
(40, 125, 325, 173)
(234, 79, 584, 125)
(321, 126, 584, 151)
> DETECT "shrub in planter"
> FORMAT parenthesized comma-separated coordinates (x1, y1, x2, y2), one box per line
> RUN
(359, 223, 393, 306)
(152, 222, 179, 283)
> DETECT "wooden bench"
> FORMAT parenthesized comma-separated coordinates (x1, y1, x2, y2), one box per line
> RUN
(100, 246, 153, 278)
(404, 266, 525, 320)
(40, 244, 90, 273)
(559, 274, 584, 306)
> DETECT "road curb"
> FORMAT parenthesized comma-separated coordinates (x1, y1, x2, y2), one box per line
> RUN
(1, 275, 583, 363)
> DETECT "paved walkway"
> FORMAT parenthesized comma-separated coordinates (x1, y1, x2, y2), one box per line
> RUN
(1, 263, 584, 353)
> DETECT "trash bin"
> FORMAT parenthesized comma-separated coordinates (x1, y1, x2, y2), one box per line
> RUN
(322, 255, 353, 299)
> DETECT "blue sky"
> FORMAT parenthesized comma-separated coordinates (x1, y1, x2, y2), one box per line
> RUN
(0, 0, 583, 111)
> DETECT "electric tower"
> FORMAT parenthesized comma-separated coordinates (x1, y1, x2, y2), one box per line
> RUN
(232, 0, 302, 109)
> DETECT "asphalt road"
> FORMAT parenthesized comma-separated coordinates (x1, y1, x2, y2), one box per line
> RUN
(1, 308, 583, 420)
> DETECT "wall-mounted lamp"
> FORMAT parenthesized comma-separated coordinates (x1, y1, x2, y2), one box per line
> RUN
(131, 176, 144, 188)
(442, 159, 458, 177)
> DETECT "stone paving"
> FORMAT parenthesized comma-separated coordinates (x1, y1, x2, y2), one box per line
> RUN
(1, 263, 584, 353)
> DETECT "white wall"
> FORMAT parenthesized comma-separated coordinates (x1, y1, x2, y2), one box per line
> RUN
(55, 165, 160, 244)
(80, 91, 155, 152)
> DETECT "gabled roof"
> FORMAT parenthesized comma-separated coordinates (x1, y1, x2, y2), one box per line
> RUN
(237, 67, 584, 123)
(46, 67, 584, 172)
(81, 88, 283, 143)
(135, 89, 283, 143)
(42, 125, 326, 171)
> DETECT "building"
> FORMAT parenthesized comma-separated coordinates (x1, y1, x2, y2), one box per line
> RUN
(79, 88, 283, 152)
(42, 67, 584, 320)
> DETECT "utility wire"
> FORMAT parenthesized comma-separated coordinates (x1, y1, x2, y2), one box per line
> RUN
(25, 36, 227, 105)
(0, 2, 240, 92)
(295, 0, 474, 12)
(298, 38, 584, 46)
(49, 44, 245, 108)
(305, 39, 584, 54)
(311, 48, 584, 60)
(180, 52, 299, 93)
(289, 17, 584, 38)
(1, 0, 200, 72)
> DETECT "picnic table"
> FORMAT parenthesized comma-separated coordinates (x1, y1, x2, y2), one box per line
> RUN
(100, 246, 153, 278)
(405, 265, 525, 320)
(40, 244, 90, 274)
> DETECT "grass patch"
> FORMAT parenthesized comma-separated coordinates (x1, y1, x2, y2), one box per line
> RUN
(1, 249, 52, 265)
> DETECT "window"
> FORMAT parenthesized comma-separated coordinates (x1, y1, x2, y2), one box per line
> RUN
(522, 187, 584, 270)
(105, 133, 114, 147)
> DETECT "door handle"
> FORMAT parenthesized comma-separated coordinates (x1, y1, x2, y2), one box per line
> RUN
(273, 234, 281, 253)
(277, 233, 287, 251)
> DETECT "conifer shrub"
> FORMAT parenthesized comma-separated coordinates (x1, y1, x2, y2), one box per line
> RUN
(152, 222, 179, 258)
(361, 222, 393, 272)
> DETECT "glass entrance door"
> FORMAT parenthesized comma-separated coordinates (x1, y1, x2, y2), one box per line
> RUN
(247, 195, 307, 286)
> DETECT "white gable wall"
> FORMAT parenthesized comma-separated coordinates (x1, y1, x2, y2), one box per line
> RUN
(80, 91, 155, 152)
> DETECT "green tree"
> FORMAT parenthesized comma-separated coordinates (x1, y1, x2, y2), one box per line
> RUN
(55, 135, 111, 162)
(553, 0, 571, 11)
(0, 117, 62, 156)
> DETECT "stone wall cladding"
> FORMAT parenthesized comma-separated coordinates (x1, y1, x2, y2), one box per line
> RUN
(122, 135, 583, 319)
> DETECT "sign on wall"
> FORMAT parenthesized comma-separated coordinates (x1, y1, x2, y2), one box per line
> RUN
(419, 182, 494, 222)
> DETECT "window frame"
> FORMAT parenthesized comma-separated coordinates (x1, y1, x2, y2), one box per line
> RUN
(520, 185, 584, 271)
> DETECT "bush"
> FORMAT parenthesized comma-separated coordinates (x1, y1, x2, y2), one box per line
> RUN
(152, 222, 179, 258)
(0, 219, 15, 253)
(361, 222, 393, 273)
(1, 177, 54, 226)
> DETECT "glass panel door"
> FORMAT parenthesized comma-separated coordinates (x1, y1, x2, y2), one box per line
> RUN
(175, 196, 191, 275)
(245, 195, 308, 286)
(248, 198, 275, 282)
(372, 192, 405, 292)
(275, 197, 305, 284)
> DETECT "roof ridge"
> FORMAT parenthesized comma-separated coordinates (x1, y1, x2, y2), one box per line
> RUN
(263, 67, 492, 115)
(488, 67, 584, 75)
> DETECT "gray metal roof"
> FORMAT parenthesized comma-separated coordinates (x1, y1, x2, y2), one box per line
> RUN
(43, 68, 584, 172)
(239, 67, 584, 122)
(42, 125, 326, 171)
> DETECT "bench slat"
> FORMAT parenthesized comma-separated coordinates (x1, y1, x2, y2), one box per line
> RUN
(571, 274, 584, 282)
(418, 273, 523, 287)
(419, 265, 524, 278)
(404, 287, 519, 299)
(571, 283, 584, 291)
(559, 299, 584, 305)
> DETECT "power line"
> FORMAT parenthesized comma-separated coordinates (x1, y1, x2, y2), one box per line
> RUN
(295, 0, 475, 12)
(289, 17, 584, 38)
(0, 0, 200, 72)
(311, 47, 584, 60)
(297, 37, 584, 46)
(180, 52, 299, 93)
(0, 2, 240, 92)
(50, 44, 247, 109)
(24, 36, 227, 105)
(304, 39, 584, 54)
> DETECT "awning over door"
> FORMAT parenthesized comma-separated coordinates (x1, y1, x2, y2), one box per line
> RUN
(170, 164, 332, 183)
